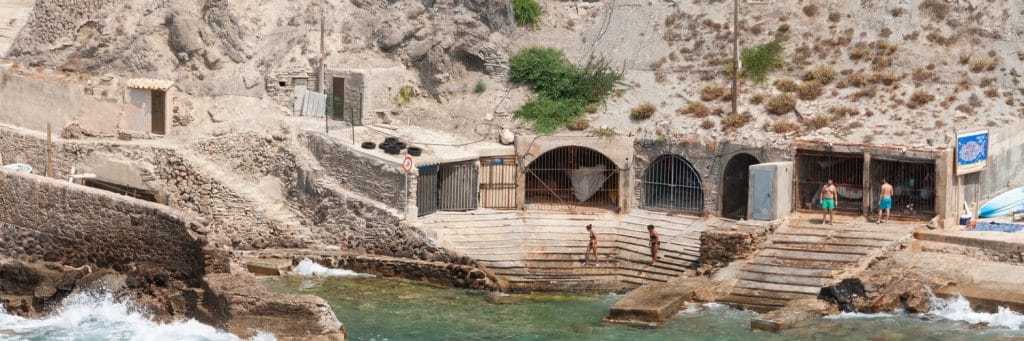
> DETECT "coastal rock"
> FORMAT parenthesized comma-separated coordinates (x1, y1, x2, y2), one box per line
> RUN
(202, 273, 346, 340)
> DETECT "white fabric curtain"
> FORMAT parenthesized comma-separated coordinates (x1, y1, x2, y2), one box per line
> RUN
(569, 165, 608, 202)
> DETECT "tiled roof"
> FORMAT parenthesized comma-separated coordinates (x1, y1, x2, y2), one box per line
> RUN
(126, 78, 174, 91)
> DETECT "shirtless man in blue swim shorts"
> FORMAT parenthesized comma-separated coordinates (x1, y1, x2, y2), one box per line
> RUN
(877, 178, 893, 224)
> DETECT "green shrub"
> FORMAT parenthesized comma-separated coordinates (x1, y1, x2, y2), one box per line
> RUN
(568, 117, 590, 131)
(509, 47, 623, 133)
(630, 103, 657, 120)
(655, 135, 668, 144)
(741, 36, 786, 84)
(514, 97, 584, 134)
(473, 80, 487, 94)
(511, 0, 541, 27)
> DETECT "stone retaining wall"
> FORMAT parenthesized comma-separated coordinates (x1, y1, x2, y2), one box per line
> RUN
(698, 226, 768, 273)
(0, 169, 206, 283)
(303, 131, 407, 210)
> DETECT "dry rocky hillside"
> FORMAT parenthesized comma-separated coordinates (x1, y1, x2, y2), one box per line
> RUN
(5, 0, 1022, 148)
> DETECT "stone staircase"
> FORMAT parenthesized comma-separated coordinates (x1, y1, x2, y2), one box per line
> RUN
(419, 209, 708, 292)
(718, 215, 916, 312)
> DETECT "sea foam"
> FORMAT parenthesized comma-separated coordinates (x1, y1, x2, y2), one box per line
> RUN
(292, 258, 368, 277)
(0, 291, 275, 340)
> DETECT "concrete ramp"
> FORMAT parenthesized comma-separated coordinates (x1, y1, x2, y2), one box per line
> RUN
(0, 0, 35, 57)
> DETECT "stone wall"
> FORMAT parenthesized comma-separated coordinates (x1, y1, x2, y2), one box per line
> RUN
(632, 139, 790, 216)
(290, 169, 464, 264)
(0, 169, 206, 283)
(698, 226, 767, 273)
(0, 126, 297, 250)
(303, 131, 407, 209)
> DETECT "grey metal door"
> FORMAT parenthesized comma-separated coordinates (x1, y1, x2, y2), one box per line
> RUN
(438, 162, 478, 211)
(417, 165, 439, 217)
(750, 167, 774, 221)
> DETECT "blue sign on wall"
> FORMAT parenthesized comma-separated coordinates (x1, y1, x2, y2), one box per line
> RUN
(956, 130, 989, 175)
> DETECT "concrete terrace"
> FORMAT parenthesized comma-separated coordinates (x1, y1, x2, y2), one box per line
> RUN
(418, 209, 718, 291)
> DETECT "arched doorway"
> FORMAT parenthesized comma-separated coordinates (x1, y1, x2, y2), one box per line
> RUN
(721, 153, 760, 219)
(640, 155, 704, 215)
(524, 146, 620, 211)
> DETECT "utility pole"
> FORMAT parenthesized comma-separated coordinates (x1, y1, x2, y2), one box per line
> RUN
(731, 0, 739, 116)
(320, 2, 328, 134)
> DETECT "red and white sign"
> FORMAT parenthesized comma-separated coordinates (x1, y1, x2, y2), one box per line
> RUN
(402, 155, 415, 174)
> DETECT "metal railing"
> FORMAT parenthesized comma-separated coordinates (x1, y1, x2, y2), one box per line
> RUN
(416, 165, 439, 217)
(639, 154, 704, 215)
(870, 158, 936, 218)
(524, 146, 619, 211)
(438, 162, 479, 212)
(795, 151, 864, 214)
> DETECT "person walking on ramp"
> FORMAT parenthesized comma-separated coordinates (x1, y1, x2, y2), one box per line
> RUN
(877, 178, 893, 224)
(648, 225, 660, 265)
(582, 224, 598, 266)
(821, 179, 837, 225)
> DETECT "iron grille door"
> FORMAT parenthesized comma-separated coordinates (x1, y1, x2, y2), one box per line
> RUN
(417, 165, 439, 217)
(869, 158, 936, 218)
(438, 162, 479, 211)
(479, 157, 516, 209)
(639, 154, 705, 215)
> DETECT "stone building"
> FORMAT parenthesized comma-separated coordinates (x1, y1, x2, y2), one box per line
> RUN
(121, 78, 174, 135)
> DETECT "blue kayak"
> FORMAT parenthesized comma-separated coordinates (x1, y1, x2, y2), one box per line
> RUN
(979, 187, 1024, 218)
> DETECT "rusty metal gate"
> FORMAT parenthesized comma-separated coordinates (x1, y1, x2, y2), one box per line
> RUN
(416, 165, 439, 217)
(870, 157, 936, 219)
(524, 146, 620, 211)
(479, 156, 516, 209)
(794, 150, 864, 214)
(438, 161, 479, 212)
(640, 154, 705, 215)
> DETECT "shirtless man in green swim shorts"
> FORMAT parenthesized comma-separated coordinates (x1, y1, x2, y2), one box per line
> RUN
(821, 179, 837, 225)
(877, 178, 893, 224)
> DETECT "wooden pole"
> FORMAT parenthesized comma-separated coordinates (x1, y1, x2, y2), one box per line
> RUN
(321, 3, 328, 134)
(46, 122, 53, 178)
(731, 0, 739, 116)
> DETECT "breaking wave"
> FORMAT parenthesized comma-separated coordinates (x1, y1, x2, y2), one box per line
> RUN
(292, 258, 368, 277)
(929, 294, 1024, 330)
(0, 291, 275, 340)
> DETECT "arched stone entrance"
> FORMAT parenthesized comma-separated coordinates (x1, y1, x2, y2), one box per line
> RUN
(524, 146, 620, 211)
(640, 154, 704, 215)
(721, 153, 760, 219)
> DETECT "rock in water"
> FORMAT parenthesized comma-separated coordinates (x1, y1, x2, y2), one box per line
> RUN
(819, 278, 866, 312)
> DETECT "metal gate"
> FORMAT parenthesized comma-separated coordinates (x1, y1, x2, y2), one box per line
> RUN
(479, 156, 516, 209)
(438, 161, 479, 211)
(524, 146, 620, 211)
(870, 157, 936, 218)
(794, 150, 863, 214)
(416, 165, 438, 217)
(639, 154, 704, 215)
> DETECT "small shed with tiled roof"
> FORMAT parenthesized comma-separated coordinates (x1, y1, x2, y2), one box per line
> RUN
(121, 78, 174, 135)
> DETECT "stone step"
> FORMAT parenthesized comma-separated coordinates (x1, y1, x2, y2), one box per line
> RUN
(615, 246, 698, 266)
(625, 209, 701, 225)
(727, 288, 818, 302)
(770, 234, 891, 248)
(760, 249, 863, 263)
(749, 256, 849, 270)
(718, 294, 789, 310)
(788, 222, 916, 233)
(743, 264, 834, 278)
(738, 272, 831, 287)
(615, 258, 688, 278)
(734, 279, 822, 296)
(764, 243, 876, 256)
(780, 228, 907, 241)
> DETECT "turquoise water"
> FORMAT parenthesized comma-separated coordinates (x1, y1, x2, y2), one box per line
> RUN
(260, 274, 1024, 341)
